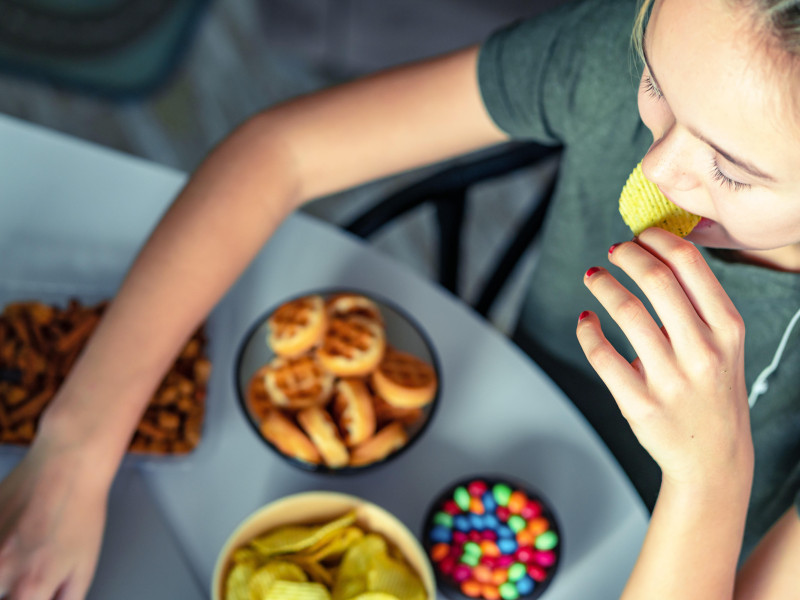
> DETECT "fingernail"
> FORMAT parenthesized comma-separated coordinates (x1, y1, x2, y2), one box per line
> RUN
(608, 243, 620, 255)
(585, 266, 600, 278)
(578, 311, 591, 322)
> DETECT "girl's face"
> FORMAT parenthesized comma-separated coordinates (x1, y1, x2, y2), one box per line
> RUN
(639, 0, 800, 264)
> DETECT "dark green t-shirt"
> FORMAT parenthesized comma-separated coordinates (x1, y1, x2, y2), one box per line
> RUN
(478, 0, 800, 559)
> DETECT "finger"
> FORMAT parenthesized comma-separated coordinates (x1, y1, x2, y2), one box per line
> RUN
(9, 566, 66, 600)
(606, 239, 711, 353)
(635, 228, 740, 330)
(583, 267, 674, 366)
(575, 310, 648, 416)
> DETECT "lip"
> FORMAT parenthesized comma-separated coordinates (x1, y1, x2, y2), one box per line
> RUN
(693, 217, 714, 230)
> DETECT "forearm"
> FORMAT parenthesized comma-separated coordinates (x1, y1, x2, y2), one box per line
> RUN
(622, 467, 753, 600)
(38, 115, 302, 482)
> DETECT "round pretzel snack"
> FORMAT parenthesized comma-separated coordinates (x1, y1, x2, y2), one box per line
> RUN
(370, 347, 437, 408)
(315, 315, 386, 377)
(325, 293, 384, 325)
(331, 378, 377, 447)
(263, 354, 335, 410)
(260, 410, 321, 465)
(349, 421, 408, 467)
(267, 294, 327, 357)
(297, 406, 350, 468)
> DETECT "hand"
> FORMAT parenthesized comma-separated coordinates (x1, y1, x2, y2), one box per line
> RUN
(576, 227, 752, 486)
(0, 432, 109, 600)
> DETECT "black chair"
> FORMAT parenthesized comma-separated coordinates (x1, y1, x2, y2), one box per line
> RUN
(344, 141, 562, 319)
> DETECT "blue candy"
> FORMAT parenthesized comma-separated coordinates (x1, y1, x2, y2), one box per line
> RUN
(484, 514, 500, 530)
(498, 538, 518, 554)
(497, 525, 515, 539)
(482, 491, 497, 513)
(453, 515, 471, 532)
(469, 513, 485, 531)
(516, 576, 535, 595)
(429, 525, 452, 544)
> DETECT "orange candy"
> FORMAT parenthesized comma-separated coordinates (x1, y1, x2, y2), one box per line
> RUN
(469, 497, 485, 515)
(516, 529, 535, 547)
(491, 568, 508, 586)
(507, 490, 528, 514)
(527, 516, 550, 536)
(461, 579, 482, 598)
(473, 564, 493, 583)
(431, 542, 450, 562)
(482, 584, 501, 600)
(480, 540, 500, 557)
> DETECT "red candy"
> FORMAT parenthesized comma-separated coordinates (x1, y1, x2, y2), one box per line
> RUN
(520, 500, 542, 520)
(496, 506, 511, 522)
(533, 550, 556, 567)
(468, 480, 489, 497)
(453, 531, 468, 544)
(468, 531, 482, 542)
(515, 546, 535, 564)
(453, 564, 473, 582)
(439, 556, 457, 575)
(480, 555, 498, 568)
(443, 500, 462, 515)
(527, 564, 548, 582)
(481, 530, 498, 541)
(496, 555, 514, 568)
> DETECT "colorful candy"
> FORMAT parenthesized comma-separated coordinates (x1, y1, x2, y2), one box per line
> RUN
(425, 478, 561, 600)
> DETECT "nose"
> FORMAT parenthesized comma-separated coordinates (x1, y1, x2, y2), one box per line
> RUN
(641, 126, 701, 192)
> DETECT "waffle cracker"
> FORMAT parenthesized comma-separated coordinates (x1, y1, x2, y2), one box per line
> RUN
(619, 162, 701, 237)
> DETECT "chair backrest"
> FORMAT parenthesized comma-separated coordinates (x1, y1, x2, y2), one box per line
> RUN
(345, 141, 561, 321)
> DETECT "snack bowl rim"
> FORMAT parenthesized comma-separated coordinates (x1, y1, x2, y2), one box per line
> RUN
(422, 474, 563, 600)
(233, 287, 442, 474)
(211, 489, 437, 600)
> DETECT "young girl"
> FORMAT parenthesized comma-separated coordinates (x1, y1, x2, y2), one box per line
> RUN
(1, 0, 798, 598)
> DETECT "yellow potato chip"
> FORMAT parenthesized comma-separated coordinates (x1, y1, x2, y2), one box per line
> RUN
(264, 580, 332, 600)
(226, 563, 256, 600)
(367, 555, 425, 600)
(251, 511, 358, 557)
(332, 535, 388, 600)
(304, 527, 365, 563)
(286, 555, 336, 588)
(249, 561, 308, 599)
(619, 162, 701, 237)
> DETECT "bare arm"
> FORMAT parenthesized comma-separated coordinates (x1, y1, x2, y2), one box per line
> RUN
(0, 45, 508, 599)
(735, 506, 800, 599)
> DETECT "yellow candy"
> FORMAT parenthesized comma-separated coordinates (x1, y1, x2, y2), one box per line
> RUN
(619, 162, 701, 237)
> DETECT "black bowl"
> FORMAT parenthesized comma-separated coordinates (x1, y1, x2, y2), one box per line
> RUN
(423, 475, 562, 600)
(234, 288, 441, 474)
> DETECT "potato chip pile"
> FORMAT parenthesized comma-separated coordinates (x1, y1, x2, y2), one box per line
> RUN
(618, 162, 701, 237)
(0, 299, 210, 454)
(224, 511, 427, 600)
(247, 293, 437, 469)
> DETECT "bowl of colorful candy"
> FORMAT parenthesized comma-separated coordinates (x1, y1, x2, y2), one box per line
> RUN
(422, 476, 561, 600)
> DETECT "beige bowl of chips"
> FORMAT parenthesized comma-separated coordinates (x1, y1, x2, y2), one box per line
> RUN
(212, 491, 436, 600)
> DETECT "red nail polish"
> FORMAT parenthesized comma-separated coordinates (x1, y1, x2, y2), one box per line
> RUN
(585, 266, 600, 278)
(609, 243, 620, 254)
(578, 311, 591, 322)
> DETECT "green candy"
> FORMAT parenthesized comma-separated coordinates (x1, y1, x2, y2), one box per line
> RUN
(507, 515, 527, 533)
(463, 541, 482, 556)
(535, 530, 559, 551)
(454, 486, 471, 511)
(507, 563, 527, 582)
(460, 552, 480, 567)
(499, 582, 519, 600)
(432, 511, 453, 528)
(492, 483, 512, 507)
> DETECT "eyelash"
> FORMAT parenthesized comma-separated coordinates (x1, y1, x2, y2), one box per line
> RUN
(642, 74, 751, 193)
(641, 74, 662, 100)
(710, 160, 751, 192)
